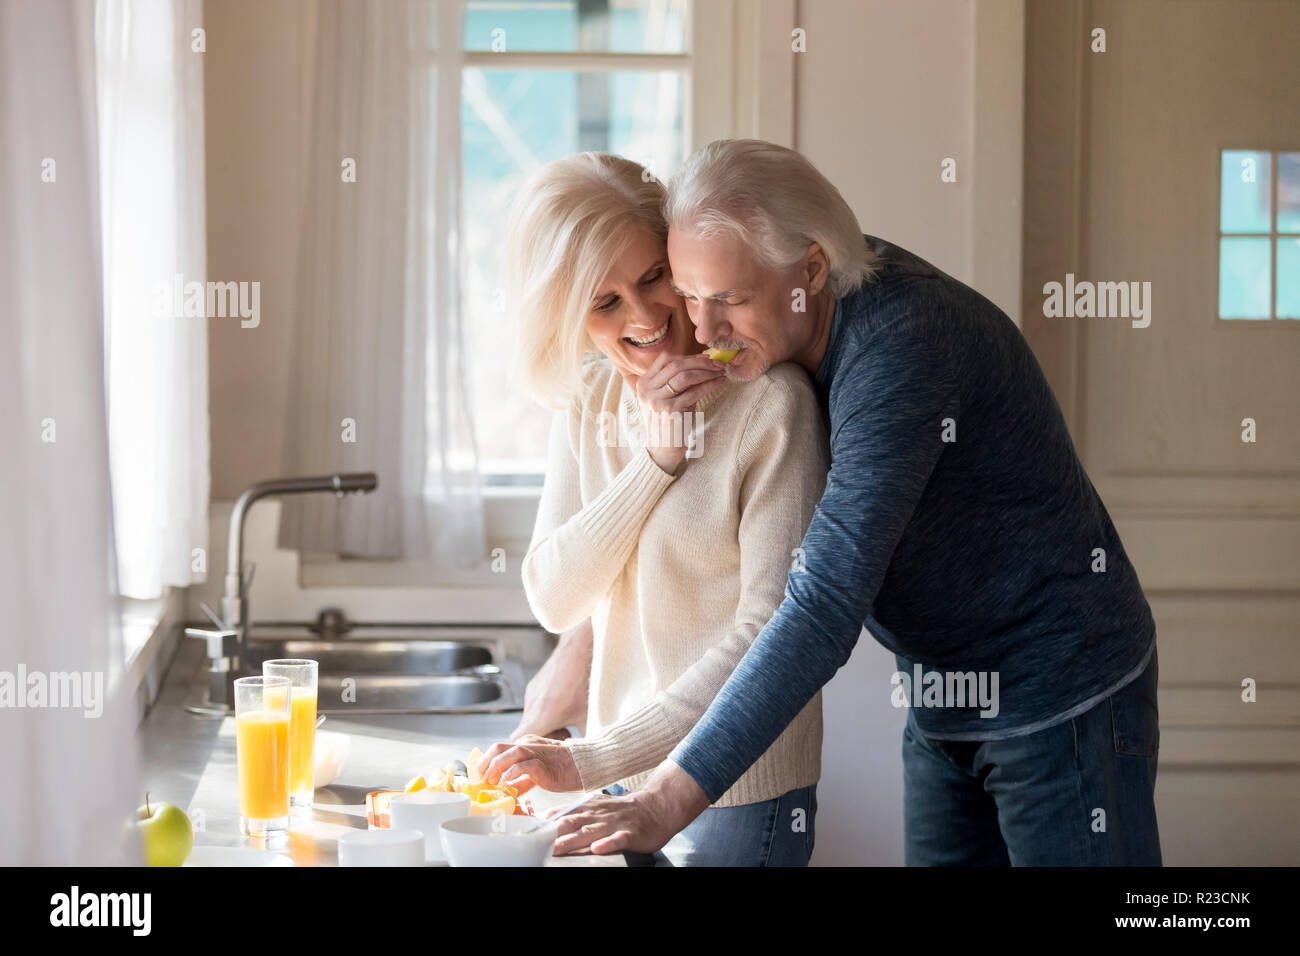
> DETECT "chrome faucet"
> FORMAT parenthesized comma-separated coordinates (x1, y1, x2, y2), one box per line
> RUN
(186, 472, 378, 709)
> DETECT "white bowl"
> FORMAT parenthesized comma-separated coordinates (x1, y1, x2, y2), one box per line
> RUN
(314, 731, 350, 788)
(440, 815, 557, 867)
(390, 791, 471, 862)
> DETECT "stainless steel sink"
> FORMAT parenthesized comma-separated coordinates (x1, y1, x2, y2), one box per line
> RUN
(316, 674, 507, 713)
(183, 621, 550, 717)
(242, 638, 493, 675)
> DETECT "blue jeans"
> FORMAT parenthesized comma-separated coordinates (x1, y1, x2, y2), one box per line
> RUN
(604, 783, 818, 867)
(902, 645, 1161, 866)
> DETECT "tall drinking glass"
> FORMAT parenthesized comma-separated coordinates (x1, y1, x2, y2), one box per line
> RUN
(234, 675, 291, 837)
(262, 659, 319, 810)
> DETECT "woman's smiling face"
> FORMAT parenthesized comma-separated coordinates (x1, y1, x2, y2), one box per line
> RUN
(584, 228, 702, 386)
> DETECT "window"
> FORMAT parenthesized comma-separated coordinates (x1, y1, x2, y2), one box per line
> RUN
(1218, 149, 1300, 320)
(430, 0, 693, 488)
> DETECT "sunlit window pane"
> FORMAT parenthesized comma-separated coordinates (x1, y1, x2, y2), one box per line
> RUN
(465, 0, 688, 53)
(1277, 238, 1300, 319)
(1278, 152, 1300, 233)
(1220, 149, 1272, 234)
(461, 67, 685, 468)
(1219, 237, 1272, 318)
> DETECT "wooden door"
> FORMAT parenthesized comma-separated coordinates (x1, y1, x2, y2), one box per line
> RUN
(1023, 0, 1300, 865)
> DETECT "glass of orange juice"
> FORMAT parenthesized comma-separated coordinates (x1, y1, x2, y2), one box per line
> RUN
(234, 675, 292, 837)
(262, 659, 318, 811)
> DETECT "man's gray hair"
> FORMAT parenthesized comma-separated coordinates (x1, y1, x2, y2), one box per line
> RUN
(664, 139, 878, 298)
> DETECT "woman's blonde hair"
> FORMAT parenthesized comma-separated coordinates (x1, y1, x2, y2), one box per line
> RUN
(664, 139, 877, 298)
(506, 152, 666, 408)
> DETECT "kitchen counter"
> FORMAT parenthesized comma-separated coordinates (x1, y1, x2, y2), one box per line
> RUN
(141, 638, 623, 867)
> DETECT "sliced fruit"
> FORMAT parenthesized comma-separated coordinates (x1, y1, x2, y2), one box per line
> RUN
(402, 750, 528, 809)
(456, 780, 493, 800)
(703, 347, 739, 364)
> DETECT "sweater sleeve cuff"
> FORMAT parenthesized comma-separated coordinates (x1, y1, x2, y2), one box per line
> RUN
(564, 699, 685, 792)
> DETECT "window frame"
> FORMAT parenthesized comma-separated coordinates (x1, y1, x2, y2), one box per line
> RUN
(1215, 145, 1300, 324)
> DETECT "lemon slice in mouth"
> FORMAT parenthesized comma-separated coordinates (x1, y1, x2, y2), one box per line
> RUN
(703, 347, 740, 364)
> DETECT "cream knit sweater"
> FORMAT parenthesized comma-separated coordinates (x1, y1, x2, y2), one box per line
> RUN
(521, 358, 828, 807)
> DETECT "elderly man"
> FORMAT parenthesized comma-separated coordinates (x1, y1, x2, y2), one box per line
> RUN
(486, 139, 1160, 866)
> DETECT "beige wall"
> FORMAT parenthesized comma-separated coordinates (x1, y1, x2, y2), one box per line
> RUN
(796, 0, 1022, 319)
(798, 0, 976, 281)
(204, 0, 304, 501)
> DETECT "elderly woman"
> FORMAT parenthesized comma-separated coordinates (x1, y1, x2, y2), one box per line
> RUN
(477, 152, 828, 866)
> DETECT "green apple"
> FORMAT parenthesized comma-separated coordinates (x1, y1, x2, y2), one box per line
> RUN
(134, 794, 194, 867)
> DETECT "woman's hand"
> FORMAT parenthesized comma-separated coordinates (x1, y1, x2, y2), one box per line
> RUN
(479, 735, 583, 794)
(509, 619, 592, 741)
(635, 353, 726, 474)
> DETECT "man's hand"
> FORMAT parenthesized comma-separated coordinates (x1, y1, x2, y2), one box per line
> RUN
(510, 619, 593, 741)
(551, 760, 711, 856)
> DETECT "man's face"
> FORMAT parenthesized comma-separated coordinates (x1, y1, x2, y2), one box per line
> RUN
(667, 227, 810, 382)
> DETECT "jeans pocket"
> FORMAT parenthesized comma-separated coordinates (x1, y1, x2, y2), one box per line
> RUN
(1110, 653, 1159, 757)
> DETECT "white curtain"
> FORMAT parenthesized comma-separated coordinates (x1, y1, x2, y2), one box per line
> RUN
(0, 0, 140, 865)
(278, 0, 487, 567)
(97, 0, 210, 600)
